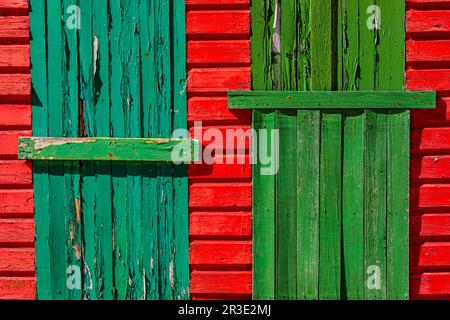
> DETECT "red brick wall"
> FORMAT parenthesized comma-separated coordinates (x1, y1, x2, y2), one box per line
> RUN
(0, 0, 35, 300)
(186, 0, 253, 299)
(407, 0, 450, 299)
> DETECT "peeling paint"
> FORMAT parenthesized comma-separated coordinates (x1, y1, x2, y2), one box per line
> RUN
(169, 262, 174, 289)
(74, 197, 81, 222)
(93, 36, 99, 76)
(33, 137, 96, 150)
(72, 244, 82, 260)
(31, 0, 190, 300)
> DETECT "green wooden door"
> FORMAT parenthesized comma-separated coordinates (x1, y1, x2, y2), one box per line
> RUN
(26, 0, 190, 300)
(228, 0, 436, 300)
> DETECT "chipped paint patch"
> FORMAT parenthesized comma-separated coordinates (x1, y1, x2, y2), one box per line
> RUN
(33, 137, 96, 150)
(93, 36, 99, 75)
(169, 261, 174, 289)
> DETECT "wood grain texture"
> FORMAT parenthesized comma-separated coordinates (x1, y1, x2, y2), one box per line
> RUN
(190, 271, 252, 295)
(248, 0, 411, 300)
(0, 278, 35, 300)
(186, 10, 250, 36)
(188, 67, 251, 93)
(187, 40, 250, 65)
(0, 16, 29, 41)
(18, 137, 197, 162)
(0, 248, 34, 273)
(0, 160, 31, 186)
(228, 91, 436, 109)
(0, 105, 31, 129)
(407, 3, 450, 298)
(0, 190, 33, 217)
(188, 97, 251, 122)
(0, 0, 28, 13)
(186, 0, 252, 299)
(0, 219, 34, 245)
(189, 183, 252, 208)
(0, 45, 29, 69)
(0, 0, 34, 301)
(29, 0, 189, 300)
(29, 0, 48, 300)
(189, 212, 251, 238)
(190, 241, 252, 267)
(411, 214, 450, 238)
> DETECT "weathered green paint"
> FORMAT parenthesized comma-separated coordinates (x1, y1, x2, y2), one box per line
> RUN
(380, 0, 410, 300)
(250, 0, 277, 300)
(30, 0, 51, 300)
(92, 0, 113, 300)
(30, 0, 189, 300)
(247, 0, 433, 300)
(46, 1, 67, 299)
(18, 137, 198, 162)
(172, 0, 190, 299)
(62, 0, 82, 300)
(276, 110, 297, 300)
(228, 91, 436, 110)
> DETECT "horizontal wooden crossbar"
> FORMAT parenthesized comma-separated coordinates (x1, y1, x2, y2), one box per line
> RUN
(228, 91, 436, 110)
(18, 137, 199, 162)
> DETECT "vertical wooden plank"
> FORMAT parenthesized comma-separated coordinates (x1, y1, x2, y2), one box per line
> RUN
(311, 0, 335, 91)
(251, 0, 277, 300)
(318, 112, 342, 300)
(386, 110, 409, 300)
(378, 0, 409, 300)
(365, 2, 388, 296)
(342, 111, 365, 299)
(140, 0, 160, 300)
(47, 0, 68, 299)
(296, 110, 320, 300)
(277, 0, 299, 300)
(280, 0, 298, 90)
(252, 111, 276, 300)
(311, 0, 341, 300)
(30, 0, 51, 299)
(350, 0, 386, 301)
(30, 0, 190, 300)
(358, 0, 376, 90)
(341, 0, 365, 300)
(109, 0, 129, 300)
(62, 0, 82, 301)
(296, 0, 320, 300)
(78, 0, 98, 300)
(121, 0, 144, 300)
(297, 0, 311, 91)
(172, 0, 190, 300)
(93, 0, 113, 300)
(251, 0, 276, 92)
(155, 0, 175, 300)
(275, 110, 297, 300)
(364, 110, 387, 300)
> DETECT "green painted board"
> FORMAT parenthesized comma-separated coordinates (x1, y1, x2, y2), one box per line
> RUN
(29, 0, 51, 300)
(46, 0, 67, 299)
(275, 110, 297, 300)
(228, 91, 436, 110)
(92, 0, 113, 300)
(18, 137, 198, 162)
(296, 110, 320, 300)
(247, 0, 435, 300)
(30, 0, 190, 300)
(250, 0, 277, 300)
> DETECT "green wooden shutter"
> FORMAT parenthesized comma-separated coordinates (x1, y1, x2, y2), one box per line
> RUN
(229, 91, 435, 300)
(230, 0, 436, 300)
(28, 0, 190, 300)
